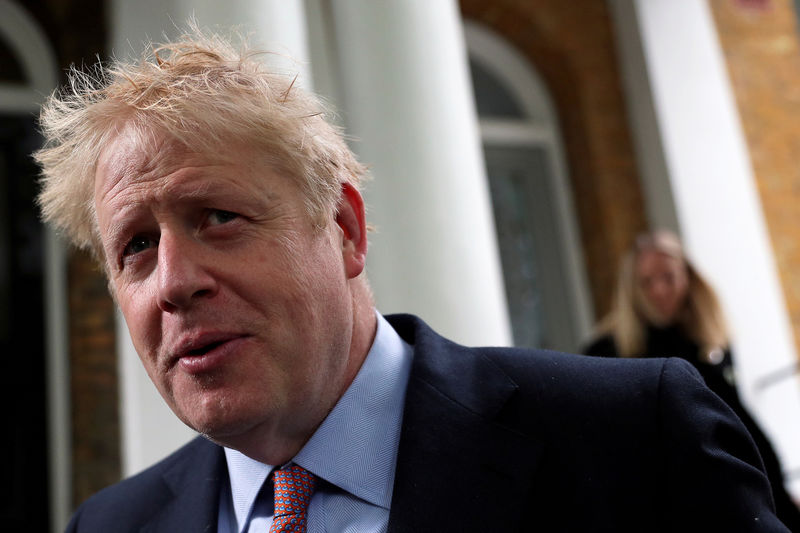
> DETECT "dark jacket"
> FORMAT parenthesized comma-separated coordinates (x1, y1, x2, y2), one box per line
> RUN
(584, 325, 800, 531)
(66, 314, 788, 532)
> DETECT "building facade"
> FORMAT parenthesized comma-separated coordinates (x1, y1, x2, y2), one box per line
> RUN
(1, 1, 799, 531)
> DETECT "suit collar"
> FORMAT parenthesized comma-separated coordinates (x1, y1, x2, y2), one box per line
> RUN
(386, 314, 544, 532)
(141, 437, 225, 533)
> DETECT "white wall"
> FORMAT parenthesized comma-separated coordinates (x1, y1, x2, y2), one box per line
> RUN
(325, 0, 513, 347)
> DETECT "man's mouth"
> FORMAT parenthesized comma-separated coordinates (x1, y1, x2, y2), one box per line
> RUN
(176, 332, 238, 356)
(170, 333, 250, 375)
(186, 340, 226, 356)
(170, 332, 249, 369)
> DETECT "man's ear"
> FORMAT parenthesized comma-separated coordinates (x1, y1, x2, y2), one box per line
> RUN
(335, 182, 368, 279)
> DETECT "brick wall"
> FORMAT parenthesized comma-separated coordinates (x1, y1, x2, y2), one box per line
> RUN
(709, 0, 800, 359)
(459, 0, 647, 319)
(67, 248, 120, 506)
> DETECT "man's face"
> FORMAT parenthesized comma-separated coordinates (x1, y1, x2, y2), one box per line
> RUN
(94, 129, 363, 454)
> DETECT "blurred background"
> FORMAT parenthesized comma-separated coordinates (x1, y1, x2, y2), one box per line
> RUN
(2, 0, 800, 531)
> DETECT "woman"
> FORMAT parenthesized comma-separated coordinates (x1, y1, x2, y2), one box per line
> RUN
(583, 229, 800, 530)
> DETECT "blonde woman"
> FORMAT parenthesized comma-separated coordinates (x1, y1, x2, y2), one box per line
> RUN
(583, 230, 800, 529)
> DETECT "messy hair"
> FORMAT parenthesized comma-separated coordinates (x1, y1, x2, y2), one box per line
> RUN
(34, 24, 367, 258)
(597, 230, 729, 361)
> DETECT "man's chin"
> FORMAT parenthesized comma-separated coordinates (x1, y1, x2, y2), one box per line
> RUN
(171, 393, 255, 441)
(183, 413, 256, 444)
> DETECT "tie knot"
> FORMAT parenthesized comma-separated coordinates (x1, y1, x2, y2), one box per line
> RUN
(270, 465, 317, 532)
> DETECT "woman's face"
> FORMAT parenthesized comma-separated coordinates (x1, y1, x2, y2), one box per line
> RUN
(635, 249, 690, 326)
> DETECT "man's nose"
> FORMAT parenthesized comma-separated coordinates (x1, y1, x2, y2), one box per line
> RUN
(156, 232, 218, 312)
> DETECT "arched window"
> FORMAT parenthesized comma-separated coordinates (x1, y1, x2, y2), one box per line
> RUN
(465, 21, 592, 351)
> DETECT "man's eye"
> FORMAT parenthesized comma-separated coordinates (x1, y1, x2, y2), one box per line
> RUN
(207, 210, 239, 226)
(123, 235, 157, 257)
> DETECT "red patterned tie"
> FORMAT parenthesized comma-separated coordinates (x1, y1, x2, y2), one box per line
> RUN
(269, 465, 317, 533)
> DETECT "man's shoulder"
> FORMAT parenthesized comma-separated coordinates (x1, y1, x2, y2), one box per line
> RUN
(479, 341, 695, 396)
(386, 312, 694, 399)
(66, 436, 222, 532)
(473, 342, 703, 432)
(386, 314, 787, 532)
(90, 435, 216, 500)
(385, 312, 704, 429)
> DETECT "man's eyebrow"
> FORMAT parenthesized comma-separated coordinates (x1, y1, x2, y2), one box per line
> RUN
(102, 204, 140, 248)
(161, 174, 259, 201)
(174, 180, 278, 211)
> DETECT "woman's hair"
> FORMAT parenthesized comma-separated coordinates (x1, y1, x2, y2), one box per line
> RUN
(33, 23, 367, 259)
(598, 229, 729, 360)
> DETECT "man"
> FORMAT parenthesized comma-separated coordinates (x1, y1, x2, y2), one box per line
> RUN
(36, 27, 789, 532)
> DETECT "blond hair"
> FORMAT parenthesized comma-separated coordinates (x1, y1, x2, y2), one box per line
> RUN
(597, 230, 729, 361)
(34, 24, 367, 258)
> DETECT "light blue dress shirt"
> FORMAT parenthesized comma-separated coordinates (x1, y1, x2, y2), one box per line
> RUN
(217, 312, 414, 533)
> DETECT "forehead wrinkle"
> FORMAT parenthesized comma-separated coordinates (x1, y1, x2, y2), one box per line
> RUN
(101, 164, 277, 237)
(161, 162, 285, 206)
(97, 123, 287, 210)
(96, 124, 200, 202)
(96, 135, 285, 241)
(99, 149, 219, 208)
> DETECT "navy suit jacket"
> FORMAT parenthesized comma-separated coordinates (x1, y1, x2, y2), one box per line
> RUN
(66, 314, 789, 532)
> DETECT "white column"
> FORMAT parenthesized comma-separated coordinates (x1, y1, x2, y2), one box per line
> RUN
(328, 0, 512, 347)
(611, 0, 800, 496)
(110, 0, 311, 475)
(111, 0, 311, 85)
(45, 232, 71, 533)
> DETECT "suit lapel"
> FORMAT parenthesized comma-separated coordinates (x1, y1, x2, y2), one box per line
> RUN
(386, 315, 544, 532)
(141, 437, 226, 533)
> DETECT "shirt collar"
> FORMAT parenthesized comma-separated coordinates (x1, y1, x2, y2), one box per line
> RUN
(224, 311, 413, 521)
(223, 449, 273, 530)
(294, 311, 413, 508)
